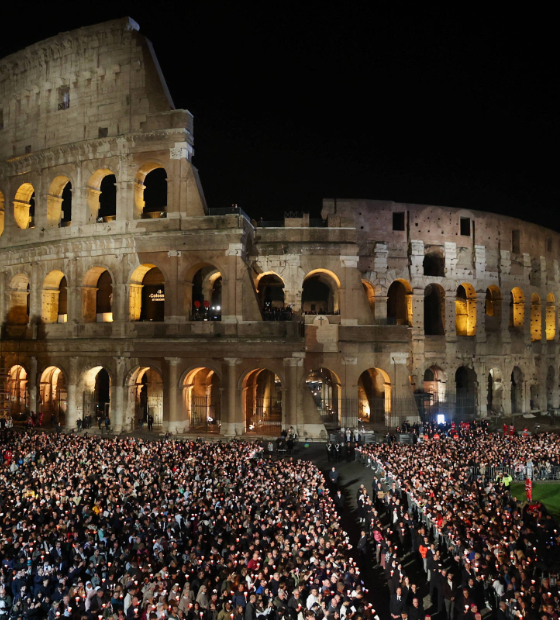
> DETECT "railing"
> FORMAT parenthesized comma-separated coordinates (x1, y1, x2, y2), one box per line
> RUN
(257, 220, 284, 227)
(189, 397, 221, 433)
(207, 206, 251, 223)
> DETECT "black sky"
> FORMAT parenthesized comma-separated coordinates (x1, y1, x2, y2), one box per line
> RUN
(2, 3, 559, 227)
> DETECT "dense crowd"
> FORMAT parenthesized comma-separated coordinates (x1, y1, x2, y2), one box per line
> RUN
(0, 432, 375, 620)
(357, 427, 560, 620)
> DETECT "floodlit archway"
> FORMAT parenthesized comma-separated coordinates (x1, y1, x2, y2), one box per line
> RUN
(128, 367, 163, 428)
(81, 366, 111, 421)
(423, 251, 445, 277)
(487, 368, 503, 414)
(455, 366, 477, 417)
(485, 285, 501, 332)
(424, 283, 445, 335)
(511, 366, 524, 413)
(7, 274, 30, 325)
(40, 366, 67, 425)
(456, 283, 476, 336)
(129, 265, 165, 321)
(257, 273, 287, 320)
(183, 367, 221, 432)
(387, 279, 412, 325)
(509, 287, 525, 331)
(13, 183, 35, 229)
(420, 365, 447, 422)
(135, 162, 167, 218)
(530, 293, 542, 342)
(82, 267, 113, 322)
(7, 365, 29, 417)
(41, 270, 68, 323)
(243, 369, 282, 433)
(190, 265, 222, 321)
(361, 280, 375, 319)
(358, 367, 391, 424)
(546, 293, 556, 340)
(306, 368, 341, 426)
(87, 169, 116, 222)
(301, 270, 340, 314)
(47, 175, 72, 227)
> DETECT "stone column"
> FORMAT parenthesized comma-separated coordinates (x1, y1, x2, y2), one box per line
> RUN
(29, 356, 38, 413)
(374, 295, 388, 322)
(284, 357, 298, 427)
(475, 291, 487, 343)
(342, 357, 358, 428)
(223, 358, 240, 436)
(444, 290, 456, 339)
(111, 357, 126, 433)
(164, 357, 182, 433)
(65, 356, 79, 429)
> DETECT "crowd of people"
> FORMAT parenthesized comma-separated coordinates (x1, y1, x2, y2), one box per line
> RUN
(0, 431, 377, 620)
(356, 425, 560, 620)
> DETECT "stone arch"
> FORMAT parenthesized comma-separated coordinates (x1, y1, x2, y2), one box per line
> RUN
(7, 273, 30, 325)
(187, 262, 223, 321)
(41, 270, 67, 323)
(258, 273, 286, 319)
(387, 279, 412, 326)
(7, 364, 29, 417)
(242, 368, 283, 433)
(546, 365, 555, 410)
(301, 269, 340, 314)
(487, 367, 504, 414)
(424, 283, 445, 335)
(305, 367, 342, 427)
(126, 366, 164, 429)
(80, 366, 112, 421)
(423, 250, 445, 277)
(358, 367, 391, 425)
(421, 365, 447, 422)
(82, 266, 114, 322)
(134, 162, 167, 219)
(13, 182, 35, 229)
(182, 367, 221, 431)
(361, 279, 375, 319)
(129, 264, 165, 321)
(39, 366, 67, 425)
(86, 169, 116, 222)
(455, 365, 477, 417)
(485, 285, 502, 332)
(47, 175, 72, 227)
(456, 283, 476, 336)
(0, 190, 4, 236)
(509, 287, 525, 331)
(530, 293, 542, 342)
(511, 366, 524, 413)
(546, 293, 556, 341)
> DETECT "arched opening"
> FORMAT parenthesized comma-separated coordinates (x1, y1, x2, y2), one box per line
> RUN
(183, 368, 221, 432)
(546, 293, 556, 341)
(7, 365, 29, 417)
(129, 265, 165, 322)
(87, 170, 116, 223)
(455, 283, 476, 336)
(258, 273, 289, 320)
(7, 274, 30, 325)
(455, 366, 477, 418)
(301, 270, 340, 315)
(485, 285, 501, 332)
(306, 368, 341, 427)
(47, 176, 72, 227)
(129, 367, 163, 428)
(546, 366, 555, 410)
(190, 265, 222, 321)
(358, 368, 391, 425)
(0, 190, 5, 236)
(387, 279, 412, 325)
(135, 164, 167, 219)
(487, 368, 503, 414)
(511, 366, 523, 413)
(40, 366, 67, 425)
(41, 270, 68, 323)
(419, 366, 447, 423)
(530, 293, 542, 342)
(243, 369, 282, 433)
(82, 267, 113, 322)
(13, 183, 35, 229)
(81, 366, 111, 422)
(361, 280, 375, 319)
(424, 283, 445, 335)
(423, 251, 445, 277)
(509, 287, 525, 331)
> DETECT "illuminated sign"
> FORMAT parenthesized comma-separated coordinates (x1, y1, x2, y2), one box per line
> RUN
(149, 289, 165, 302)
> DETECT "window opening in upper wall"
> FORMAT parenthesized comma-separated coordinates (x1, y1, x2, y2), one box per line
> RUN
(58, 87, 70, 110)
(460, 217, 471, 236)
(512, 229, 520, 254)
(393, 212, 405, 231)
(28, 192, 36, 228)
(61, 182, 72, 226)
(98, 175, 117, 220)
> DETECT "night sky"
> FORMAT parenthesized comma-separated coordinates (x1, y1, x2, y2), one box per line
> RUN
(2, 4, 559, 227)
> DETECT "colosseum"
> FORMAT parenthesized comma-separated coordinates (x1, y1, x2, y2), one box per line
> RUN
(0, 17, 557, 437)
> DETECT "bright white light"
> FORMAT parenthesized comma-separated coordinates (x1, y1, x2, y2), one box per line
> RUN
(437, 414, 445, 425)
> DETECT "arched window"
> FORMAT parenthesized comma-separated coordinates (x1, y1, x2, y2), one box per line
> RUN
(42, 270, 68, 323)
(362, 280, 375, 319)
(190, 265, 222, 321)
(8, 274, 30, 325)
(511, 366, 523, 413)
(546, 293, 556, 341)
(301, 270, 340, 315)
(509, 287, 525, 331)
(129, 265, 165, 322)
(183, 368, 221, 431)
(13, 183, 35, 229)
(424, 284, 445, 335)
(135, 163, 168, 219)
(47, 176, 72, 227)
(455, 283, 476, 336)
(81, 367, 111, 420)
(305, 368, 341, 427)
(128, 367, 163, 428)
(485, 285, 501, 332)
(83, 267, 113, 322)
(243, 369, 282, 433)
(258, 273, 287, 320)
(423, 251, 445, 277)
(87, 170, 116, 223)
(530, 293, 542, 342)
(358, 368, 391, 424)
(387, 279, 412, 325)
(455, 366, 477, 417)
(487, 368, 503, 414)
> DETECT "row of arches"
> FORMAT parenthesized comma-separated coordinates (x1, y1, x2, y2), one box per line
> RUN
(0, 163, 168, 234)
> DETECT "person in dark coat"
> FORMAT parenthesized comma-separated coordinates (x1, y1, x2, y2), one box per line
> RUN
(389, 586, 406, 619)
